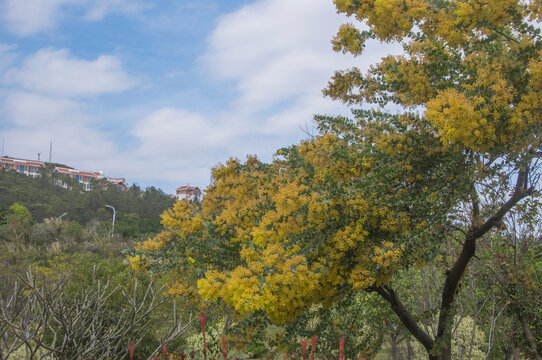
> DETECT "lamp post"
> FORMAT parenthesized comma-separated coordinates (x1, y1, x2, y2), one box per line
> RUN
(105, 205, 115, 237)
(57, 212, 68, 221)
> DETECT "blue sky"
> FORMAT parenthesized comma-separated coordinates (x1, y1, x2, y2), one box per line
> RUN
(0, 0, 394, 194)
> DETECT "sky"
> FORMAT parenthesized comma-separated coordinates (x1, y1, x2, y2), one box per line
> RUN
(0, 0, 395, 194)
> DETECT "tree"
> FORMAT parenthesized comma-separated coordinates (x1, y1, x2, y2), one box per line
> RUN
(7, 203, 33, 245)
(133, 1, 541, 359)
(323, 1, 542, 358)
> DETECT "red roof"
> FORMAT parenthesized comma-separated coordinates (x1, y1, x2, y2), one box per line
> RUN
(107, 178, 126, 185)
(54, 167, 100, 177)
(55, 167, 72, 173)
(79, 171, 100, 176)
(1, 157, 45, 166)
(176, 185, 201, 192)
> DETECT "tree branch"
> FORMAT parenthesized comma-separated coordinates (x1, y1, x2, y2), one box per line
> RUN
(437, 166, 533, 349)
(370, 285, 434, 353)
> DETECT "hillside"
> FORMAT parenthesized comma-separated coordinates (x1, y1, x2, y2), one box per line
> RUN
(0, 168, 175, 236)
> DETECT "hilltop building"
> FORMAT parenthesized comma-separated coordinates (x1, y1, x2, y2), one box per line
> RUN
(0, 155, 128, 192)
(176, 185, 202, 202)
(54, 167, 128, 191)
(54, 167, 102, 191)
(106, 177, 129, 191)
(0, 157, 45, 177)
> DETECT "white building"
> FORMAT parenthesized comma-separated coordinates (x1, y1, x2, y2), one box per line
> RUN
(176, 185, 202, 202)
(53, 167, 128, 191)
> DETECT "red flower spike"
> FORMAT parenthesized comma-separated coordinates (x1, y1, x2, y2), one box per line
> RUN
(339, 338, 345, 360)
(200, 312, 207, 360)
(310, 336, 317, 360)
(301, 340, 307, 360)
(221, 335, 228, 360)
(129, 341, 135, 360)
(200, 312, 207, 334)
(284, 352, 287, 360)
(163, 344, 169, 359)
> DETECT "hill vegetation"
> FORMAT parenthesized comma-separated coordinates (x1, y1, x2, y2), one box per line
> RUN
(0, 170, 184, 359)
(0, 168, 175, 237)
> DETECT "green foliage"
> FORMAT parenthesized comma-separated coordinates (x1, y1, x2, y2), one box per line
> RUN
(280, 292, 387, 359)
(6, 202, 33, 244)
(409, 317, 487, 360)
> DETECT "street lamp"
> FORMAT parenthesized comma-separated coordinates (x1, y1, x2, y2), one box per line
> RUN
(57, 212, 68, 221)
(105, 205, 115, 237)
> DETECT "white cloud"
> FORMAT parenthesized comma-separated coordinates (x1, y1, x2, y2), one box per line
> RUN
(1, 91, 89, 127)
(3, 48, 135, 97)
(1, 0, 78, 35)
(132, 108, 230, 155)
(201, 0, 400, 131)
(0, 0, 149, 35)
(201, 0, 362, 113)
(125, 108, 235, 182)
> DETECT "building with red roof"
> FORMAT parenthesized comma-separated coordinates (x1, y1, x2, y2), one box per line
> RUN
(105, 177, 128, 191)
(176, 185, 202, 202)
(1, 155, 128, 192)
(54, 167, 128, 191)
(0, 157, 45, 177)
(54, 167, 102, 191)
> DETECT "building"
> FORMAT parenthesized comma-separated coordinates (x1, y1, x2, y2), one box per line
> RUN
(176, 185, 202, 202)
(0, 157, 45, 177)
(53, 167, 128, 191)
(105, 177, 128, 191)
(0, 154, 128, 192)
(54, 167, 102, 191)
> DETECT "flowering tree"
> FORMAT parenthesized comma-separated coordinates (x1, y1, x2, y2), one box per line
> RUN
(324, 1, 542, 358)
(132, 1, 541, 359)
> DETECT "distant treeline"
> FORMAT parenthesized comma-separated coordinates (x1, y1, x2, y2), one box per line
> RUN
(0, 168, 175, 236)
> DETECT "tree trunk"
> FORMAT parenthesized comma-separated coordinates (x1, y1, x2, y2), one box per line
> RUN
(372, 285, 435, 355)
(434, 234, 476, 360)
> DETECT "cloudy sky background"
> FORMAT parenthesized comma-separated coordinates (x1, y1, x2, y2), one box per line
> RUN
(0, 0, 395, 194)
